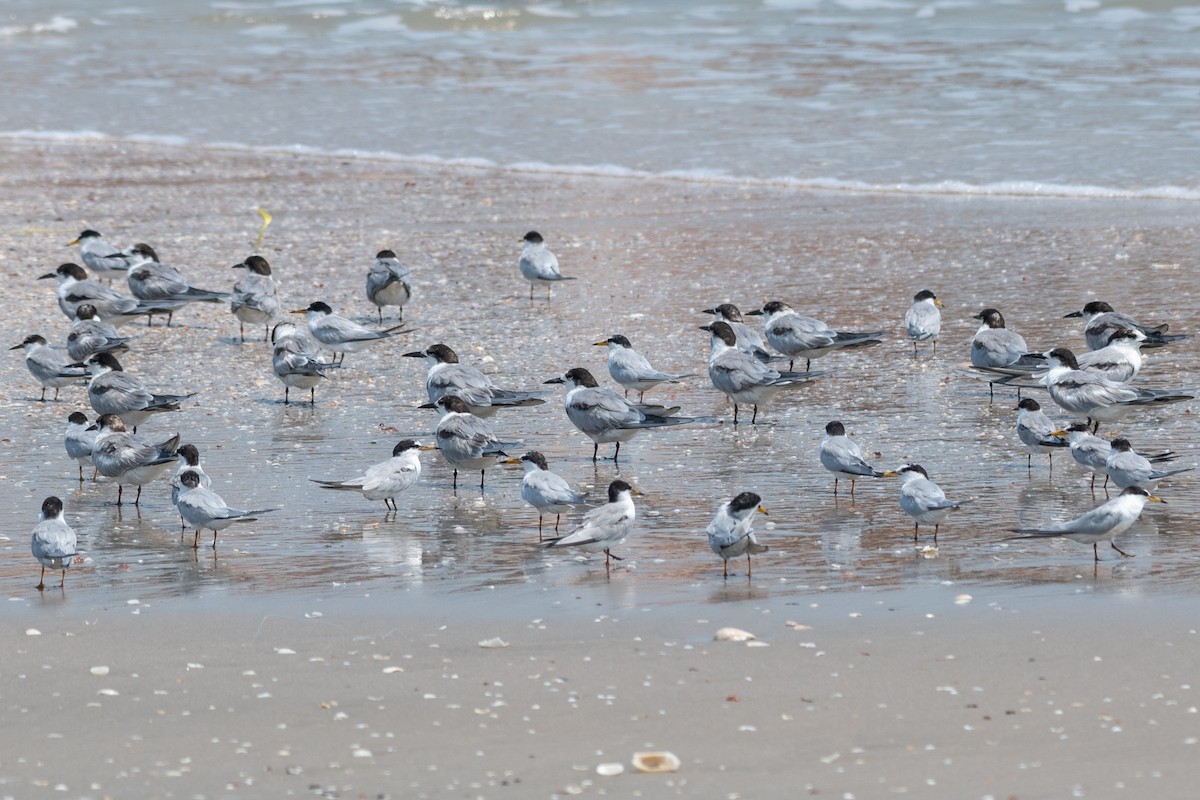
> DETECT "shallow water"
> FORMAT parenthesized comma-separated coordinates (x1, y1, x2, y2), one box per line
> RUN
(0, 140, 1197, 616)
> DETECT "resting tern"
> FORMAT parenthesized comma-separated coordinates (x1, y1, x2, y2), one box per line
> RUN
(747, 300, 885, 371)
(1105, 437, 1194, 492)
(84, 352, 193, 430)
(403, 343, 545, 417)
(1007, 486, 1162, 561)
(230, 255, 281, 342)
(31, 496, 77, 591)
(64, 411, 98, 482)
(1042, 347, 1193, 431)
(819, 420, 884, 496)
(67, 229, 131, 277)
(1015, 398, 1068, 472)
(90, 413, 179, 506)
(66, 304, 135, 362)
(40, 262, 182, 326)
(903, 289, 943, 354)
(507, 451, 589, 538)
(270, 321, 334, 405)
(1065, 301, 1189, 351)
(10, 334, 88, 401)
(518, 231, 575, 300)
(174, 470, 278, 550)
(701, 303, 776, 362)
(543, 479, 640, 567)
(292, 301, 410, 365)
(366, 249, 412, 323)
(421, 395, 512, 490)
(884, 463, 972, 542)
(706, 491, 769, 578)
(701, 321, 824, 424)
(594, 334, 695, 402)
(312, 439, 434, 510)
(124, 243, 229, 325)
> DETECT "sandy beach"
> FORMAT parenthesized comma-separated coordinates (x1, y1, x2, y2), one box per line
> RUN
(2, 138, 1200, 798)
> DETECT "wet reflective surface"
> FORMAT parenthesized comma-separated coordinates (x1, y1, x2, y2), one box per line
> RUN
(1, 141, 1198, 617)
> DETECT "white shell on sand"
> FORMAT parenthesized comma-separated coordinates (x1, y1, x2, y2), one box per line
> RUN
(596, 762, 624, 776)
(631, 751, 681, 773)
(713, 627, 756, 642)
(477, 637, 510, 648)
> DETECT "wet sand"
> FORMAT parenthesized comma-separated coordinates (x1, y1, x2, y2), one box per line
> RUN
(1, 138, 1199, 796)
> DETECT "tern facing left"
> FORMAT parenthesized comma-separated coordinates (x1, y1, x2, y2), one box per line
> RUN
(748, 300, 885, 371)
(903, 289, 943, 354)
(884, 463, 972, 542)
(175, 470, 279, 550)
(702, 321, 824, 424)
(1065, 301, 1189, 351)
(1007, 486, 1162, 561)
(706, 491, 769, 578)
(312, 439, 435, 510)
(11, 334, 88, 401)
(422, 395, 512, 490)
(230, 255, 281, 342)
(67, 229, 131, 277)
(293, 301, 411, 365)
(819, 420, 884, 496)
(403, 343, 545, 417)
(545, 367, 700, 461)
(543, 479, 640, 567)
(518, 231, 576, 300)
(594, 334, 696, 402)
(1105, 437, 1194, 492)
(508, 451, 589, 538)
(90, 413, 180, 506)
(1042, 347, 1194, 431)
(32, 496, 77, 591)
(85, 352, 194, 429)
(64, 411, 98, 482)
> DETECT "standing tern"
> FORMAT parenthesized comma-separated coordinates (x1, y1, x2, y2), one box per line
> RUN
(64, 411, 98, 482)
(507, 451, 589, 538)
(312, 439, 434, 510)
(40, 262, 182, 326)
(884, 463, 972, 542)
(169, 444, 212, 529)
(10, 334, 88, 401)
(67, 229, 131, 277)
(421, 395, 513, 490)
(1007, 486, 1162, 561)
(701, 321, 824, 424)
(594, 334, 696, 402)
(543, 479, 640, 567)
(293, 301, 411, 365)
(403, 343, 545, 417)
(124, 243, 230, 325)
(903, 289, 943, 354)
(706, 491, 769, 578)
(1074, 328, 1146, 383)
(230, 255, 281, 342)
(1065, 301, 1189, 351)
(366, 249, 412, 323)
(1042, 347, 1194, 431)
(66, 304, 135, 362)
(518, 231, 575, 300)
(270, 321, 334, 405)
(701, 303, 776, 362)
(1105, 437, 1194, 492)
(31, 496, 77, 591)
(84, 352, 194, 430)
(1015, 398, 1068, 473)
(747, 300, 885, 371)
(90, 413, 180, 506)
(1060, 423, 1179, 492)
(545, 367, 701, 461)
(174, 470, 278, 550)
(819, 420, 884, 496)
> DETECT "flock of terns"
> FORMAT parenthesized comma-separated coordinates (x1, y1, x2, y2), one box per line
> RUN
(16, 228, 1197, 590)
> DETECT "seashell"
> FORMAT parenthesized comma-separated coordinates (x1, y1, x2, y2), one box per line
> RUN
(632, 751, 681, 773)
(596, 762, 624, 777)
(477, 637, 509, 649)
(713, 627, 756, 642)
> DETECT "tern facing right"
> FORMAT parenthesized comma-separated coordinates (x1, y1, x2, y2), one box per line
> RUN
(748, 300, 885, 371)
(903, 289, 943, 354)
(175, 470, 279, 550)
(1015, 398, 1068, 472)
(884, 463, 972, 542)
(509, 451, 589, 538)
(312, 439, 434, 510)
(543, 479, 640, 567)
(706, 491, 769, 578)
(31, 496, 77, 591)
(1007, 486, 1162, 561)
(518, 231, 575, 300)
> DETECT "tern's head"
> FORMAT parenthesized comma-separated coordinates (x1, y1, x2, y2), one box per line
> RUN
(824, 421, 847, 438)
(704, 303, 744, 322)
(435, 395, 473, 415)
(595, 335, 632, 349)
(293, 301, 332, 317)
(519, 451, 549, 471)
(270, 321, 300, 344)
(86, 351, 124, 373)
(522, 230, 544, 245)
(392, 439, 431, 457)
(41, 263, 88, 282)
(40, 496, 64, 520)
(974, 308, 1006, 329)
(546, 367, 599, 389)
(1043, 347, 1080, 370)
(606, 479, 640, 503)
(1016, 398, 1042, 412)
(728, 491, 766, 517)
(74, 303, 100, 321)
(405, 343, 458, 364)
(913, 289, 942, 306)
(11, 334, 48, 351)
(96, 413, 126, 433)
(1120, 485, 1164, 504)
(236, 255, 272, 275)
(68, 230, 102, 246)
(699, 320, 738, 348)
(127, 243, 159, 262)
(1106, 327, 1146, 347)
(67, 411, 89, 426)
(748, 300, 791, 318)
(1109, 437, 1133, 453)
(885, 463, 929, 481)
(375, 249, 398, 260)
(177, 443, 202, 466)
(179, 470, 203, 489)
